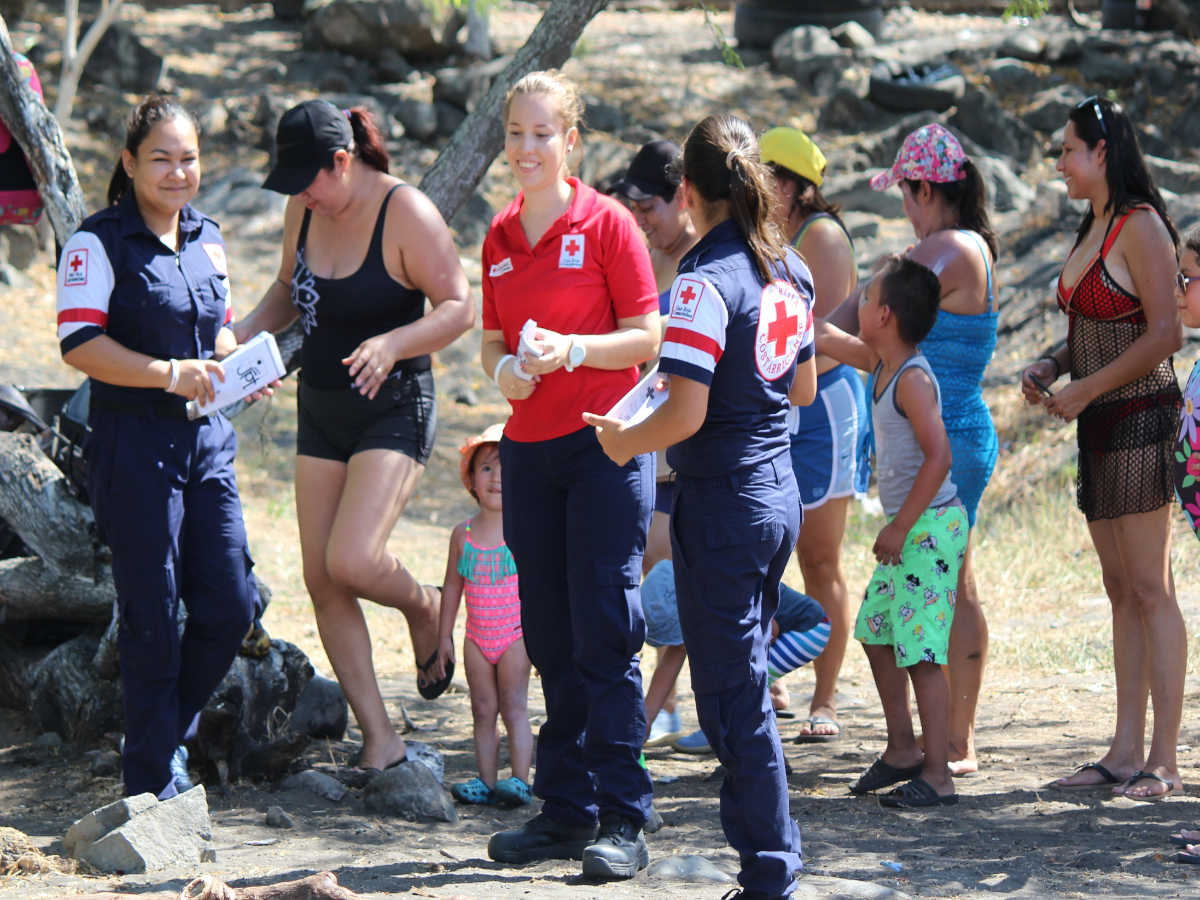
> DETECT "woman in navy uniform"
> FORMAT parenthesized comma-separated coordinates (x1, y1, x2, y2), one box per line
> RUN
(587, 114, 817, 900)
(55, 95, 257, 799)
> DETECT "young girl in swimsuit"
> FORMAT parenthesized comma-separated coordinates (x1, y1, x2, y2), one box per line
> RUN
(435, 424, 533, 807)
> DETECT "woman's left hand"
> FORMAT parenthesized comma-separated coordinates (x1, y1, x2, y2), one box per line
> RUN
(582, 411, 632, 466)
(521, 327, 571, 375)
(343, 332, 402, 399)
(1042, 378, 1094, 423)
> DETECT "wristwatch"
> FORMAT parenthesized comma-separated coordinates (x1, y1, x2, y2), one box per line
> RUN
(565, 336, 586, 372)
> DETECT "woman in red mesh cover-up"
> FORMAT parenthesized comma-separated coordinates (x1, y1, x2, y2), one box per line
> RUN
(1021, 97, 1184, 800)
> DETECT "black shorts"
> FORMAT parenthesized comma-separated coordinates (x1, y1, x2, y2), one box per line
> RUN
(297, 369, 436, 464)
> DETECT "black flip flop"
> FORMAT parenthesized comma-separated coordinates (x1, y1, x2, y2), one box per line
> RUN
(417, 649, 453, 700)
(1122, 769, 1178, 802)
(1053, 761, 1121, 790)
(1174, 850, 1200, 865)
(850, 757, 925, 795)
(1169, 828, 1200, 848)
(879, 777, 958, 809)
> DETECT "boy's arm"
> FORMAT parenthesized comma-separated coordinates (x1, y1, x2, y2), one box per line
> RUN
(813, 318, 878, 373)
(433, 524, 467, 681)
(643, 643, 688, 736)
(873, 366, 953, 565)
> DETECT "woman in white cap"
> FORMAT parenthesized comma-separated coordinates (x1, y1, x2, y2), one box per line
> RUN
(235, 100, 473, 773)
(760, 126, 869, 742)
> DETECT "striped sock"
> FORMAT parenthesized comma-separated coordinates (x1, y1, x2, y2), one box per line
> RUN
(767, 617, 832, 683)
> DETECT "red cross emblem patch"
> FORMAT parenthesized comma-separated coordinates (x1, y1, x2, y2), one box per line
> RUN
(755, 280, 805, 380)
(670, 277, 705, 322)
(64, 249, 88, 286)
(559, 234, 585, 269)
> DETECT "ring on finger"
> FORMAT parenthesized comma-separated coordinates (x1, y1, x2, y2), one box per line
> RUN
(375, 365, 383, 374)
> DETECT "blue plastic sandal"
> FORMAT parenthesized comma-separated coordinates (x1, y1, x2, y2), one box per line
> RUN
(492, 775, 533, 806)
(450, 776, 495, 805)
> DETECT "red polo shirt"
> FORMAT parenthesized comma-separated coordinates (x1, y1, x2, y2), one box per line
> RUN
(482, 177, 658, 442)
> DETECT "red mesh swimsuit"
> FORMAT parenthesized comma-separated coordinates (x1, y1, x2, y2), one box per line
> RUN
(1056, 206, 1182, 521)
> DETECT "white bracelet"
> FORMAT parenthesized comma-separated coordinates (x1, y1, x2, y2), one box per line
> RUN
(492, 354, 515, 384)
(166, 358, 180, 394)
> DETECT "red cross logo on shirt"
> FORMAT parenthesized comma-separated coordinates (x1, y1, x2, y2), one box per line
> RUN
(565, 239, 580, 257)
(69, 254, 83, 273)
(679, 285, 696, 305)
(766, 300, 798, 356)
(559, 234, 585, 269)
(64, 248, 88, 286)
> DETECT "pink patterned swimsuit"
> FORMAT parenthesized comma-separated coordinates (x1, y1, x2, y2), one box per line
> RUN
(458, 521, 523, 664)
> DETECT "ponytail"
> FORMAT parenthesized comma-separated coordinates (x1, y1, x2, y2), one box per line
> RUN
(347, 106, 389, 174)
(107, 94, 196, 206)
(682, 115, 789, 284)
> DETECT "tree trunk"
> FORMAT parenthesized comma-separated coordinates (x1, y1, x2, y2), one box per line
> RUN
(0, 555, 114, 622)
(270, 0, 612, 372)
(73, 871, 362, 900)
(0, 433, 97, 574)
(0, 15, 88, 247)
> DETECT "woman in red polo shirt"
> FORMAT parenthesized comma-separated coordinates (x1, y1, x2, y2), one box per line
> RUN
(480, 70, 660, 880)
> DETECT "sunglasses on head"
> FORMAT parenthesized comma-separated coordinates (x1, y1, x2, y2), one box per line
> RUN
(1076, 95, 1108, 138)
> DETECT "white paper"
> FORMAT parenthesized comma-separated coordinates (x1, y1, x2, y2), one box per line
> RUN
(606, 363, 668, 426)
(186, 330, 286, 419)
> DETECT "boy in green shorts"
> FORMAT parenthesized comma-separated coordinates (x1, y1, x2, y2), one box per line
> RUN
(816, 255, 967, 808)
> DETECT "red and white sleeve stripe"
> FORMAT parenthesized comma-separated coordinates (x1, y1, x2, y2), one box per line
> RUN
(56, 231, 114, 344)
(659, 274, 728, 384)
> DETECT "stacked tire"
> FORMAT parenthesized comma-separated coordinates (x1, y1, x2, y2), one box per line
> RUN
(733, 0, 884, 48)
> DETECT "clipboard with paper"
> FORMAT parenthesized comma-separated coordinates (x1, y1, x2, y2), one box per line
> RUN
(605, 363, 669, 425)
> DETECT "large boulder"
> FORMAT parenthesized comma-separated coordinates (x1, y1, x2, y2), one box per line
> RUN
(82, 22, 167, 94)
(27, 633, 122, 742)
(305, 0, 461, 62)
(950, 86, 1038, 165)
(65, 786, 213, 874)
(363, 759, 456, 823)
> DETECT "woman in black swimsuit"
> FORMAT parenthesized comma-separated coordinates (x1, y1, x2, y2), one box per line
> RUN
(236, 100, 473, 772)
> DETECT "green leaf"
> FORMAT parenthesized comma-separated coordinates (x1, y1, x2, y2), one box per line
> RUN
(1003, 0, 1049, 20)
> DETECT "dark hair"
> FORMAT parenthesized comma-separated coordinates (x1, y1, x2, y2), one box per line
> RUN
(681, 114, 788, 283)
(1184, 225, 1200, 260)
(768, 163, 841, 223)
(1066, 96, 1177, 249)
(347, 106, 389, 173)
(877, 255, 942, 344)
(903, 159, 998, 260)
(107, 95, 197, 206)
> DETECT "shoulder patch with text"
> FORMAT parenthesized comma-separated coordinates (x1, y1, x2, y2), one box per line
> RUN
(754, 280, 806, 380)
(670, 277, 705, 322)
(63, 248, 88, 286)
(489, 257, 514, 277)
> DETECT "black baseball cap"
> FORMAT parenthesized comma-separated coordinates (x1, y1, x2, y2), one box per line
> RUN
(262, 100, 353, 195)
(610, 139, 680, 202)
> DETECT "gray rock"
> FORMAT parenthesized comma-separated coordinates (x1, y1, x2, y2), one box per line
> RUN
(433, 65, 488, 113)
(392, 98, 438, 143)
(272, 0, 306, 21)
(647, 854, 733, 883)
(973, 155, 1036, 214)
(772, 24, 840, 58)
(449, 190, 495, 252)
(0, 224, 39, 269)
(283, 769, 348, 802)
(998, 31, 1044, 62)
(402, 740, 444, 784)
(819, 87, 883, 134)
(984, 58, 1042, 96)
(362, 759, 456, 822)
(32, 731, 62, 749)
(27, 634, 122, 742)
(584, 96, 625, 134)
(830, 21, 874, 51)
(89, 749, 121, 777)
(825, 171, 903, 219)
(950, 86, 1037, 164)
(1079, 49, 1137, 85)
(1171, 92, 1200, 149)
(434, 101, 466, 138)
(771, 26, 850, 96)
(306, 0, 460, 62)
(1022, 85, 1085, 133)
(64, 793, 157, 856)
(265, 806, 295, 829)
(290, 674, 348, 740)
(82, 22, 166, 93)
(375, 48, 415, 83)
(1042, 32, 1084, 63)
(793, 874, 914, 898)
(1145, 155, 1200, 196)
(73, 786, 213, 874)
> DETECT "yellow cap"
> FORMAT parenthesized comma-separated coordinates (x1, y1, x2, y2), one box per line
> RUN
(759, 127, 827, 188)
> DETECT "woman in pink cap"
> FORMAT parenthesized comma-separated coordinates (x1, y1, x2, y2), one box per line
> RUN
(828, 122, 997, 776)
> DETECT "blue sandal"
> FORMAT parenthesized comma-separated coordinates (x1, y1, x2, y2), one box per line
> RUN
(492, 775, 532, 806)
(450, 776, 495, 805)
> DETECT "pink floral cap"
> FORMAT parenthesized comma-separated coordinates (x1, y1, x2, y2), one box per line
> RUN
(870, 123, 968, 192)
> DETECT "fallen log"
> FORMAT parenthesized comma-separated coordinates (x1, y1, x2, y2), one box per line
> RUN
(0, 555, 114, 622)
(73, 871, 362, 900)
(0, 433, 97, 574)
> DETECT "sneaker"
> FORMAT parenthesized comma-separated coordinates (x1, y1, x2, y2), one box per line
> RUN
(645, 709, 683, 747)
(581, 814, 649, 880)
(169, 745, 194, 793)
(487, 813, 599, 864)
(672, 729, 712, 754)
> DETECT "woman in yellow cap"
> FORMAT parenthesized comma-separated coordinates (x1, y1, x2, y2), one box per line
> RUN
(760, 126, 869, 742)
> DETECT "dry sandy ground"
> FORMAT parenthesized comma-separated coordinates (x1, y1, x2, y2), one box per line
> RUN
(2, 2, 1200, 898)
